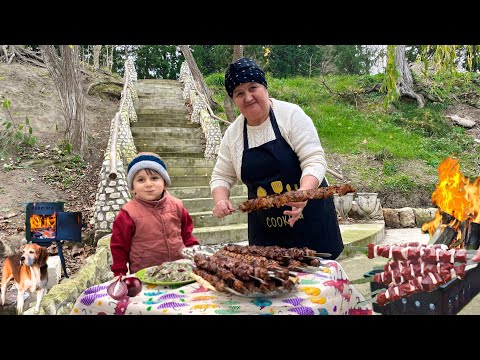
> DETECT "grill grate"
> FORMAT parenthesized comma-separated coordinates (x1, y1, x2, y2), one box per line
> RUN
(365, 265, 480, 315)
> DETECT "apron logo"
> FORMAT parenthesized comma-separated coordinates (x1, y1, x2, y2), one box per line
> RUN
(266, 212, 304, 227)
(257, 186, 267, 197)
(271, 181, 283, 194)
(255, 182, 299, 198)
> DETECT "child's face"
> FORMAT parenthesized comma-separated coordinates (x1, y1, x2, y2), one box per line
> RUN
(132, 169, 165, 201)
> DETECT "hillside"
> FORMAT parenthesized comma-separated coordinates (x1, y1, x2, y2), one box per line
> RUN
(206, 71, 480, 209)
(0, 62, 120, 266)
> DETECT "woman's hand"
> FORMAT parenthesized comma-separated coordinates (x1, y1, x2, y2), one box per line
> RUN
(472, 250, 480, 263)
(284, 200, 308, 227)
(212, 199, 236, 218)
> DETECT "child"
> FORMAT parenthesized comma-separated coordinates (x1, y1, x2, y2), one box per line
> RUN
(110, 152, 199, 278)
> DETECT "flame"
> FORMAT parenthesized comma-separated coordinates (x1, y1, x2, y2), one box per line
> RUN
(423, 155, 480, 248)
(30, 213, 56, 231)
(431, 156, 469, 221)
(465, 176, 480, 223)
(421, 209, 442, 238)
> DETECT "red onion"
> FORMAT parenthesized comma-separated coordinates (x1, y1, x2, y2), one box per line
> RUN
(107, 277, 128, 300)
(124, 277, 143, 297)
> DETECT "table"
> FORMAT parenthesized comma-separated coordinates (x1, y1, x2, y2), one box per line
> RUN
(70, 259, 372, 315)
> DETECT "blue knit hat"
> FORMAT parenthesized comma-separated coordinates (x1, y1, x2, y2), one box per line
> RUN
(127, 152, 171, 189)
(225, 57, 268, 98)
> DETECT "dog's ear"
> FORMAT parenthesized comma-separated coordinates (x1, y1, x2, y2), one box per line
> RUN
(37, 246, 49, 267)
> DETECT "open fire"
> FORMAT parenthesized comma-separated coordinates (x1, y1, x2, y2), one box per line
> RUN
(422, 156, 480, 250)
(30, 213, 57, 240)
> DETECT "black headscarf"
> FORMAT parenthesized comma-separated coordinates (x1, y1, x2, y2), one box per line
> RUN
(224, 57, 268, 98)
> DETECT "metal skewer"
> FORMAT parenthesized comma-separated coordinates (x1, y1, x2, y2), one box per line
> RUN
(249, 275, 267, 284)
(314, 252, 332, 258)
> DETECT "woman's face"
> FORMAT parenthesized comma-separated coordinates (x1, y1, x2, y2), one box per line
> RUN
(132, 169, 165, 201)
(232, 82, 270, 125)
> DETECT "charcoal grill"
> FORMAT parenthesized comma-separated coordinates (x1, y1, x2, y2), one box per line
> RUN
(365, 265, 480, 315)
(25, 202, 82, 278)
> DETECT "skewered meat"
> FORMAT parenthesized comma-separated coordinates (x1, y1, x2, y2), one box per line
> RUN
(374, 262, 466, 285)
(367, 243, 467, 263)
(191, 245, 320, 296)
(238, 184, 355, 212)
(365, 242, 471, 307)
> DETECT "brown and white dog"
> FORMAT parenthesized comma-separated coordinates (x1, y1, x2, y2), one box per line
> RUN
(1, 243, 49, 314)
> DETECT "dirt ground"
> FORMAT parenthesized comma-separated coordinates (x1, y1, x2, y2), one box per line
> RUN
(0, 62, 119, 279)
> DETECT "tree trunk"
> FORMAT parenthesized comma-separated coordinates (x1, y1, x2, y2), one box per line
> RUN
(395, 45, 424, 108)
(224, 45, 244, 122)
(109, 45, 114, 71)
(179, 45, 216, 109)
(40, 45, 87, 157)
(93, 45, 101, 70)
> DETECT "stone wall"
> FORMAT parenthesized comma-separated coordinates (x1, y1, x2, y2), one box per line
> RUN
(382, 207, 437, 229)
(178, 62, 222, 159)
(334, 194, 438, 229)
(92, 59, 138, 243)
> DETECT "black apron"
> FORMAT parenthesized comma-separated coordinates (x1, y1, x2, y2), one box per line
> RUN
(240, 107, 344, 259)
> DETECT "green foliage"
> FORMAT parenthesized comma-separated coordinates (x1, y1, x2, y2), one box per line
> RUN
(205, 73, 225, 87)
(1, 99, 36, 156)
(135, 45, 182, 80)
(332, 45, 372, 75)
(382, 161, 397, 176)
(383, 175, 416, 193)
(58, 140, 73, 155)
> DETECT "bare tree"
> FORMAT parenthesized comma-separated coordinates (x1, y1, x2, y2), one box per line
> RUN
(395, 45, 424, 108)
(224, 45, 244, 122)
(40, 45, 87, 157)
(93, 45, 102, 70)
(179, 45, 216, 109)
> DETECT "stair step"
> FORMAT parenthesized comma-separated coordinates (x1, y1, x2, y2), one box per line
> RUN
(134, 138, 203, 148)
(137, 93, 183, 99)
(136, 111, 190, 119)
(169, 184, 247, 199)
(168, 166, 212, 177)
(133, 133, 203, 141)
(137, 79, 181, 85)
(190, 210, 248, 227)
(136, 107, 188, 115)
(131, 127, 202, 136)
(145, 152, 205, 158)
(183, 196, 247, 213)
(136, 144, 204, 154)
(193, 223, 248, 245)
(132, 120, 196, 128)
(170, 175, 211, 186)
(157, 158, 216, 168)
(136, 98, 184, 103)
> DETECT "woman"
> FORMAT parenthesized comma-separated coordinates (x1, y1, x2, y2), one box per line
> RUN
(210, 57, 343, 259)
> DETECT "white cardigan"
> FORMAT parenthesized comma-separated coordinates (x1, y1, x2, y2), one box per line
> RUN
(210, 98, 328, 193)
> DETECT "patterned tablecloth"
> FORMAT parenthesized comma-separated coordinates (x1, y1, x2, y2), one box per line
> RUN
(71, 259, 372, 315)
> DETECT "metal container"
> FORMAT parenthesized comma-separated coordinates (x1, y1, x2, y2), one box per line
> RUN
(364, 265, 480, 315)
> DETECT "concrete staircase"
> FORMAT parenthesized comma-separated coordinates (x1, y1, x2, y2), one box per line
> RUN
(133, 79, 248, 244)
